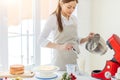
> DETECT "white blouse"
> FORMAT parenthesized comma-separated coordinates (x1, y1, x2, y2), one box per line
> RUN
(38, 14, 80, 47)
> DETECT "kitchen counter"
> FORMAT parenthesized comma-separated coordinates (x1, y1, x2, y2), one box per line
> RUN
(1, 71, 100, 80)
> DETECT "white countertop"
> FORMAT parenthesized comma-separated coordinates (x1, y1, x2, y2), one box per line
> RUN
(2, 71, 100, 80)
(76, 75, 100, 80)
(56, 71, 100, 80)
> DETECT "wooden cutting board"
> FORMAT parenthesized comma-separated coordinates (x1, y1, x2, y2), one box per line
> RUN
(0, 71, 35, 78)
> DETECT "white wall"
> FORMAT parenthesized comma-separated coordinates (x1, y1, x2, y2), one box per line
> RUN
(77, 0, 91, 37)
(77, 0, 92, 74)
(90, 0, 120, 72)
(91, 0, 120, 37)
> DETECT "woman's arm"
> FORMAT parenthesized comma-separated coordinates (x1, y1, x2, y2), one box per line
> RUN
(46, 42, 73, 51)
(38, 15, 55, 47)
(46, 42, 61, 49)
(80, 37, 89, 44)
(80, 32, 94, 44)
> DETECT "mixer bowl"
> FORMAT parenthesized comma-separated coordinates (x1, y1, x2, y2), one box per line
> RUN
(86, 34, 107, 55)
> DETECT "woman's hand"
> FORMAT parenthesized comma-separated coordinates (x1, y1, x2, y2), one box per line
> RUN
(87, 32, 95, 40)
(80, 32, 95, 44)
(60, 43, 73, 51)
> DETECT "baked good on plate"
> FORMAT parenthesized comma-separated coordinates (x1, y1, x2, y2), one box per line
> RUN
(10, 64, 24, 75)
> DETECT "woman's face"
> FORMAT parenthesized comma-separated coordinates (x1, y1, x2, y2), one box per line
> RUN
(60, 1, 77, 18)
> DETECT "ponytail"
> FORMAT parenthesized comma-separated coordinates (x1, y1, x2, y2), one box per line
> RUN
(52, 0, 78, 32)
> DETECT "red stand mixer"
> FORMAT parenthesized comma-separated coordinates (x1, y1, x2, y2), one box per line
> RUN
(86, 34, 120, 80)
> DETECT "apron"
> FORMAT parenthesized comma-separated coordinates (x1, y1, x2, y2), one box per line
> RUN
(52, 18, 80, 71)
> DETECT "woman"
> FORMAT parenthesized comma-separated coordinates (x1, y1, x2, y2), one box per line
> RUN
(39, 0, 94, 70)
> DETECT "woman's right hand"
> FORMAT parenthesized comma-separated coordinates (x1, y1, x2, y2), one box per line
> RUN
(59, 43, 73, 51)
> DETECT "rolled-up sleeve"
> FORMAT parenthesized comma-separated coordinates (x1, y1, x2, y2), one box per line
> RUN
(38, 15, 56, 47)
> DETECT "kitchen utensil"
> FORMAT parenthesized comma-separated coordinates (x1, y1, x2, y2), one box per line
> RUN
(72, 48, 79, 54)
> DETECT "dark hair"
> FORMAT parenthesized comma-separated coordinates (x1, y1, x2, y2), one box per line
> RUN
(53, 0, 78, 32)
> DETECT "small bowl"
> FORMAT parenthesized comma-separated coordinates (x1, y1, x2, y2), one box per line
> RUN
(34, 65, 59, 78)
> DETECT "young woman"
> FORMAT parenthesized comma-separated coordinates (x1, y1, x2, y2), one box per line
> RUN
(38, 0, 94, 70)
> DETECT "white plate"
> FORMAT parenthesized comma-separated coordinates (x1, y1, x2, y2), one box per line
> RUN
(35, 73, 58, 79)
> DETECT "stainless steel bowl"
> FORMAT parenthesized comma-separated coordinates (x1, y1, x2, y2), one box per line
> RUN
(85, 34, 107, 55)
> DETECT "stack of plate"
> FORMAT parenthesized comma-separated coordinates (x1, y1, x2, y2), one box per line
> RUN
(34, 65, 59, 80)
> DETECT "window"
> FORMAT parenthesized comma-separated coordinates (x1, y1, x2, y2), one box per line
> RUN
(8, 0, 34, 67)
(8, 20, 34, 66)
(7, 0, 58, 67)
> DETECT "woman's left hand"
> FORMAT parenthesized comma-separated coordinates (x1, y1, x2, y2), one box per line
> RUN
(87, 32, 95, 40)
(80, 32, 95, 44)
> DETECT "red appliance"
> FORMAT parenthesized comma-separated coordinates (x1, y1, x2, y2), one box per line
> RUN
(91, 34, 120, 80)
